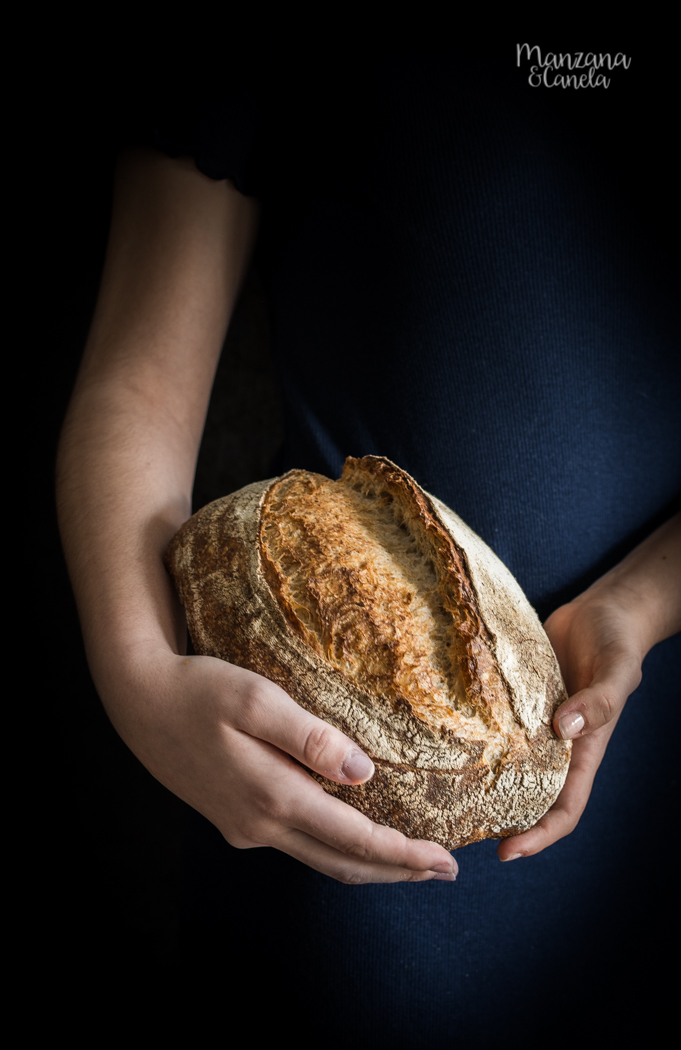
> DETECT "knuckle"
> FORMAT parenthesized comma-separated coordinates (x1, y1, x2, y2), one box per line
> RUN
(301, 722, 340, 773)
(238, 783, 292, 832)
(335, 868, 367, 886)
(220, 818, 270, 850)
(592, 688, 618, 727)
(539, 809, 578, 844)
(342, 821, 387, 863)
(222, 832, 259, 850)
(531, 817, 558, 849)
(343, 837, 371, 862)
(235, 682, 275, 730)
(564, 803, 587, 834)
(255, 793, 291, 828)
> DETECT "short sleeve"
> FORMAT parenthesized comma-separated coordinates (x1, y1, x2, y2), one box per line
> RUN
(148, 69, 263, 197)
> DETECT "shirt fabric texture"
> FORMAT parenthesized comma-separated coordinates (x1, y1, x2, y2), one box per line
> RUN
(152, 48, 679, 1043)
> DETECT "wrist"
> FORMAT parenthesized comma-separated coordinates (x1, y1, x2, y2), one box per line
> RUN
(582, 513, 681, 655)
(574, 571, 664, 663)
(87, 633, 187, 746)
(87, 618, 185, 683)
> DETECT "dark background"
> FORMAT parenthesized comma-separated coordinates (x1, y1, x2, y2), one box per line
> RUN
(33, 55, 283, 977)
(32, 36, 675, 992)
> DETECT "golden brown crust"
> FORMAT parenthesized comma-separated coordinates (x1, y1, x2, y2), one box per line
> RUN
(165, 456, 571, 850)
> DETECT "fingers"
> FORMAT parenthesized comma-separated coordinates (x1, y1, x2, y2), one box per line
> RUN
(177, 659, 457, 886)
(220, 728, 458, 884)
(497, 722, 615, 861)
(276, 827, 456, 885)
(226, 667, 376, 785)
(498, 625, 642, 860)
(553, 650, 642, 740)
(282, 766, 457, 876)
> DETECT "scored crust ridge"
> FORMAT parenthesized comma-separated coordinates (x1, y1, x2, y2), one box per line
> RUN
(165, 455, 571, 850)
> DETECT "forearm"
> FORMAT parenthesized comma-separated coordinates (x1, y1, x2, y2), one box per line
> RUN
(57, 377, 193, 671)
(575, 512, 681, 657)
(52, 148, 464, 883)
(57, 148, 258, 687)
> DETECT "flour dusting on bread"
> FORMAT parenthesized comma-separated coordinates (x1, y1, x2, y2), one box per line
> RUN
(165, 455, 571, 850)
(260, 460, 525, 771)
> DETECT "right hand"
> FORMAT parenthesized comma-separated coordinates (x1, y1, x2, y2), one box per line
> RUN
(56, 149, 456, 886)
(108, 643, 459, 884)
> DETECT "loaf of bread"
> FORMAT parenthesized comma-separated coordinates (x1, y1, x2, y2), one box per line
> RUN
(165, 455, 571, 850)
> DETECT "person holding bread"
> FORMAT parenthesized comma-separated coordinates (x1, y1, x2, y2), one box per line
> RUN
(57, 49, 680, 1043)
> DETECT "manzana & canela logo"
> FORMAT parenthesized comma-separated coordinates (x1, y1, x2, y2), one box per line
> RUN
(517, 44, 631, 89)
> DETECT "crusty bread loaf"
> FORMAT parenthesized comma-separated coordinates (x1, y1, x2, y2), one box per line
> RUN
(165, 455, 571, 850)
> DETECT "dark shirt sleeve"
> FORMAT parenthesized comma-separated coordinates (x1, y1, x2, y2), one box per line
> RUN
(148, 68, 263, 196)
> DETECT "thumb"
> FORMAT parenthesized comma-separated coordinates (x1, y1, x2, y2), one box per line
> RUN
(227, 666, 376, 785)
(554, 649, 642, 740)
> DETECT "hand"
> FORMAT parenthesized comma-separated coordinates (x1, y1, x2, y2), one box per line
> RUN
(496, 590, 644, 860)
(109, 643, 459, 884)
(55, 151, 457, 889)
(58, 151, 677, 878)
(497, 512, 681, 861)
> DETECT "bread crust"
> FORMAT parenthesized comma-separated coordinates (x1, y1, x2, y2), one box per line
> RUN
(165, 456, 570, 850)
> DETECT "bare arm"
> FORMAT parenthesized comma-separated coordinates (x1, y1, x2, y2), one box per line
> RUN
(57, 148, 458, 883)
(498, 511, 681, 860)
(58, 149, 247, 668)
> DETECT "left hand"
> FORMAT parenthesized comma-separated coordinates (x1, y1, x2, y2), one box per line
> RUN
(496, 590, 644, 860)
(496, 511, 681, 861)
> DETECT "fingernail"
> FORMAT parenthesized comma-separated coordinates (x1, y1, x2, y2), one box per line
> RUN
(341, 750, 375, 783)
(430, 869, 457, 881)
(501, 853, 523, 862)
(558, 711, 585, 740)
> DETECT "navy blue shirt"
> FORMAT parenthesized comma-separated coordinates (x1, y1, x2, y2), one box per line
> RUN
(155, 49, 679, 618)
(154, 48, 679, 1043)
